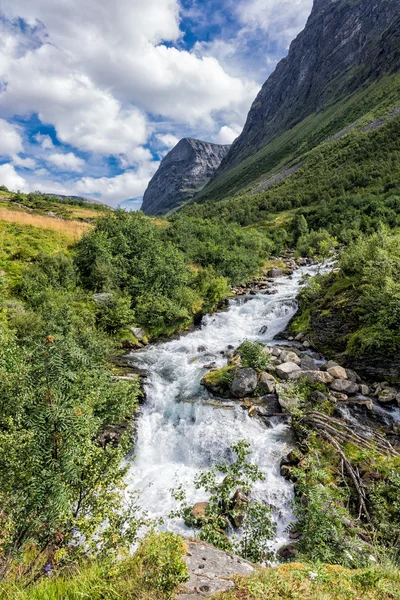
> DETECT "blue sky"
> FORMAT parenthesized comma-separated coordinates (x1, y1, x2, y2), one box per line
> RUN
(0, 0, 313, 209)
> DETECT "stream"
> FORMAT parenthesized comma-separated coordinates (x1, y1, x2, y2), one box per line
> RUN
(126, 264, 323, 550)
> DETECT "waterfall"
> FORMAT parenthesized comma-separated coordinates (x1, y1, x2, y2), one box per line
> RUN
(126, 265, 322, 550)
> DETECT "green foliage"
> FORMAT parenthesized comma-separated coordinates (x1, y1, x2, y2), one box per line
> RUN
(237, 341, 271, 370)
(296, 229, 337, 259)
(94, 293, 135, 334)
(172, 441, 275, 563)
(75, 210, 272, 336)
(129, 532, 189, 597)
(370, 471, 400, 555)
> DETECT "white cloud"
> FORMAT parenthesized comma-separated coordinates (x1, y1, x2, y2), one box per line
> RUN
(236, 0, 313, 46)
(12, 154, 37, 169)
(0, 0, 257, 158)
(34, 133, 54, 150)
(47, 152, 85, 172)
(0, 119, 24, 156)
(0, 163, 28, 191)
(156, 133, 180, 150)
(74, 162, 160, 206)
(214, 123, 242, 144)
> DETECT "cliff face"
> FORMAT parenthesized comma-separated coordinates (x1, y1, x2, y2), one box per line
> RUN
(141, 139, 230, 216)
(213, 0, 400, 178)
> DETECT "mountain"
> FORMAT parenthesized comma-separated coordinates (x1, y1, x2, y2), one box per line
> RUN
(141, 138, 230, 216)
(196, 0, 400, 202)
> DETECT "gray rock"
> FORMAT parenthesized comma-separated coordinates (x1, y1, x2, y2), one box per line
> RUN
(276, 362, 302, 381)
(300, 355, 318, 371)
(327, 366, 348, 380)
(346, 369, 361, 383)
(330, 379, 359, 395)
(321, 360, 339, 371)
(267, 268, 283, 278)
(359, 384, 370, 396)
(271, 347, 281, 357)
(301, 370, 333, 384)
(310, 391, 328, 403)
(141, 138, 230, 215)
(377, 388, 398, 403)
(259, 372, 277, 394)
(280, 350, 301, 365)
(231, 368, 258, 398)
(131, 327, 146, 341)
(178, 540, 254, 600)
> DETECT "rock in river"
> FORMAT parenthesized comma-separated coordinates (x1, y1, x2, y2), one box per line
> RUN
(231, 368, 258, 398)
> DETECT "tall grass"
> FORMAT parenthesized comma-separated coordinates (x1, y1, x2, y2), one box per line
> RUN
(0, 210, 90, 241)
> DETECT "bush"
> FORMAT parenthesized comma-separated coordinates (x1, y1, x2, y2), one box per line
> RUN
(238, 341, 271, 370)
(129, 532, 189, 597)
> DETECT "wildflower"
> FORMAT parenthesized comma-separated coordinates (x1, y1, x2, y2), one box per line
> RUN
(309, 572, 318, 581)
(44, 563, 51, 577)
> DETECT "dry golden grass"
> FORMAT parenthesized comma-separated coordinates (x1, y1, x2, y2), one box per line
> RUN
(63, 206, 106, 219)
(0, 209, 91, 241)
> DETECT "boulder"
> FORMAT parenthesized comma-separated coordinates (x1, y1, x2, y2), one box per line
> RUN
(185, 502, 209, 527)
(330, 379, 359, 395)
(295, 332, 306, 341)
(346, 369, 361, 383)
(321, 360, 339, 371)
(330, 391, 349, 403)
(130, 327, 146, 341)
(302, 340, 311, 349)
(300, 355, 318, 371)
(177, 540, 254, 600)
(359, 384, 370, 396)
(271, 347, 281, 357)
(267, 268, 283, 278)
(310, 391, 329, 403)
(301, 370, 333, 384)
(276, 362, 302, 381)
(230, 489, 249, 527)
(280, 350, 301, 365)
(377, 388, 398, 403)
(259, 372, 277, 394)
(258, 395, 282, 416)
(327, 366, 348, 380)
(230, 368, 258, 398)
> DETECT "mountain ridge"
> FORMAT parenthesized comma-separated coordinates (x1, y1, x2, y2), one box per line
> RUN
(141, 138, 230, 216)
(196, 0, 400, 202)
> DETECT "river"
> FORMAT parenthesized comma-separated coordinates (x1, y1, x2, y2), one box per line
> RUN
(126, 264, 322, 550)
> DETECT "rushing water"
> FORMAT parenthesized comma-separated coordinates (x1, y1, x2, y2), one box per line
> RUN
(126, 265, 322, 550)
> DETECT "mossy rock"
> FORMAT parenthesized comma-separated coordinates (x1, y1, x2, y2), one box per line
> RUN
(201, 366, 236, 397)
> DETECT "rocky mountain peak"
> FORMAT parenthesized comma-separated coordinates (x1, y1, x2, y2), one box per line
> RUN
(141, 138, 230, 216)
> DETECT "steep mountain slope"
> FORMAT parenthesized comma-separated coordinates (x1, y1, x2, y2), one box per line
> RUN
(141, 138, 230, 216)
(196, 0, 400, 203)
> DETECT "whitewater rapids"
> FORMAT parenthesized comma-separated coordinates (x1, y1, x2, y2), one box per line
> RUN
(126, 265, 322, 549)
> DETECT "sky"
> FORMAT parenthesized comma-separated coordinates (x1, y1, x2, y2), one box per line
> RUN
(0, 0, 313, 209)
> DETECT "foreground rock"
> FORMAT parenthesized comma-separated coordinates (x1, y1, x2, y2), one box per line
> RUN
(231, 368, 258, 398)
(177, 539, 254, 599)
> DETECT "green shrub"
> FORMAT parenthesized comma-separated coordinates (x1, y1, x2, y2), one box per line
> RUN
(130, 532, 189, 597)
(238, 341, 271, 370)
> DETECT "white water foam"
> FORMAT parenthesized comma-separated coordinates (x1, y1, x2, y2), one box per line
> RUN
(126, 265, 323, 549)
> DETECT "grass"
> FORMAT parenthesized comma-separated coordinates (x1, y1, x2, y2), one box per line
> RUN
(0, 209, 91, 240)
(0, 221, 76, 288)
(215, 563, 400, 600)
(0, 533, 188, 600)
